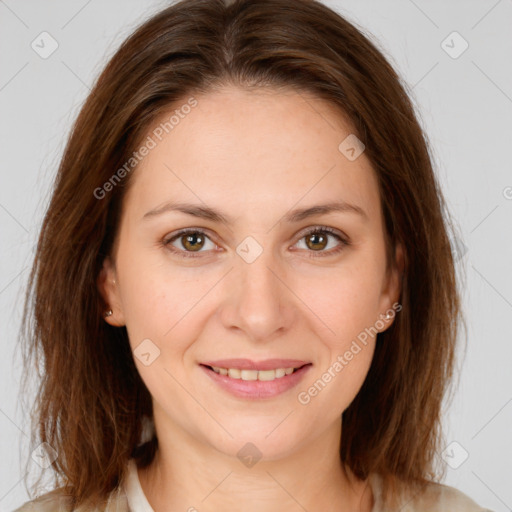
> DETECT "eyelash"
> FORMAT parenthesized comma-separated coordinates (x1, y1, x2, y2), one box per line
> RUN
(162, 226, 350, 259)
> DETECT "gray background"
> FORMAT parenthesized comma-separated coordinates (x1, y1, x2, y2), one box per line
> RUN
(1, 0, 511, 510)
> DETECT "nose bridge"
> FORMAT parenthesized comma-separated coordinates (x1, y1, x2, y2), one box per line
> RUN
(222, 236, 293, 341)
(239, 246, 279, 295)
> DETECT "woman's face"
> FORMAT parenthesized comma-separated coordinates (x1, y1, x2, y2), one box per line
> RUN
(99, 85, 402, 459)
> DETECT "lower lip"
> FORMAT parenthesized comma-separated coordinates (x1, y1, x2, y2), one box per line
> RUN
(200, 364, 312, 399)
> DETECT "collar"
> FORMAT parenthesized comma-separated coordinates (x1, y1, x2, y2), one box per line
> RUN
(122, 458, 383, 512)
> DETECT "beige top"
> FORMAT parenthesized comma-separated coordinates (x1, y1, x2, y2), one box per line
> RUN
(14, 458, 494, 512)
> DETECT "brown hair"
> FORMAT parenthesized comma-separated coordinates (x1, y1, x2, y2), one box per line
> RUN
(19, 0, 465, 509)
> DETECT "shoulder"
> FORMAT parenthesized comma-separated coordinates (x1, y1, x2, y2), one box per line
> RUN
(397, 479, 494, 512)
(13, 488, 73, 512)
(369, 473, 494, 512)
(13, 485, 128, 512)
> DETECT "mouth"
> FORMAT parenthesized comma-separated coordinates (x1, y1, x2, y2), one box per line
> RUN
(200, 363, 310, 381)
(199, 361, 313, 399)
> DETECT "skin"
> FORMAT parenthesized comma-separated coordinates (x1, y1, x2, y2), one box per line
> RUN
(98, 84, 403, 512)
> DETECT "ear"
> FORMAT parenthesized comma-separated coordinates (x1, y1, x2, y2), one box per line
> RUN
(97, 256, 126, 326)
(377, 242, 404, 332)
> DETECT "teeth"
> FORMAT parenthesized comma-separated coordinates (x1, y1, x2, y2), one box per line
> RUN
(229, 368, 242, 379)
(210, 366, 299, 381)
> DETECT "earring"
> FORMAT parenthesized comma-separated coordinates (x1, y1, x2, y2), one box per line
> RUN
(384, 313, 392, 320)
(104, 309, 113, 318)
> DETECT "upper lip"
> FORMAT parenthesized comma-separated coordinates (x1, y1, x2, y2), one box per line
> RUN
(201, 359, 311, 371)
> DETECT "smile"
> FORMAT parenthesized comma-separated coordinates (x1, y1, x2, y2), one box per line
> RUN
(199, 362, 313, 399)
(208, 365, 301, 381)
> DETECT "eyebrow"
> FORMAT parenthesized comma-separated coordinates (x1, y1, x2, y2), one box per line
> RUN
(142, 200, 368, 224)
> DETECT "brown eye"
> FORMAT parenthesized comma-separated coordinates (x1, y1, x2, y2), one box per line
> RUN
(180, 232, 205, 252)
(294, 226, 349, 257)
(305, 232, 328, 251)
(164, 229, 217, 258)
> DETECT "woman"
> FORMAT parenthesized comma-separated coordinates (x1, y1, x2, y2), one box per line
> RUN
(15, 0, 493, 510)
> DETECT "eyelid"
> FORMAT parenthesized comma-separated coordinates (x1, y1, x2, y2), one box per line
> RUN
(162, 225, 350, 258)
(293, 224, 349, 243)
(290, 225, 350, 257)
(163, 227, 220, 256)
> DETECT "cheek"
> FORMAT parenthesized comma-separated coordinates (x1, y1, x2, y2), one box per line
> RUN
(296, 337, 376, 424)
(296, 257, 384, 345)
(118, 256, 215, 360)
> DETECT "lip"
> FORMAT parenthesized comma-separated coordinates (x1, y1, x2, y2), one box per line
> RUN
(199, 361, 312, 399)
(200, 358, 310, 371)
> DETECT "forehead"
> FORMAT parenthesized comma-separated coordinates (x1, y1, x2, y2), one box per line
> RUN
(122, 85, 381, 223)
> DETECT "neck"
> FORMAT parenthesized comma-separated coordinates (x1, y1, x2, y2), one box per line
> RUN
(137, 414, 374, 512)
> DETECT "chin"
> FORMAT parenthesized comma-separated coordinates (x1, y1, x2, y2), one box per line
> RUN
(203, 422, 304, 462)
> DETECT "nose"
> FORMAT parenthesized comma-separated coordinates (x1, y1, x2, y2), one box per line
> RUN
(218, 244, 296, 343)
